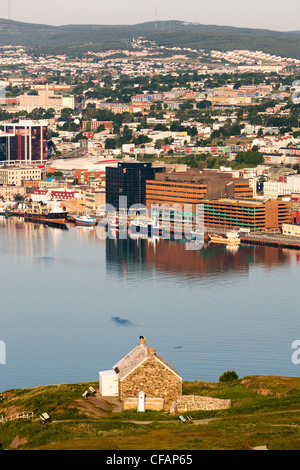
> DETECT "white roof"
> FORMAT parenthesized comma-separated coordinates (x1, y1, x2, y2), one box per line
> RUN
(99, 369, 118, 378)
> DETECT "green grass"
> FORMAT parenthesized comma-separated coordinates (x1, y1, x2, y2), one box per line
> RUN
(0, 382, 99, 420)
(0, 376, 300, 450)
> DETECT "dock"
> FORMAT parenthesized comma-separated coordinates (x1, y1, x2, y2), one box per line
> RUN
(240, 233, 300, 250)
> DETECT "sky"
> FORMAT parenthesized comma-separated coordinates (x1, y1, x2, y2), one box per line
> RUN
(3, 0, 300, 32)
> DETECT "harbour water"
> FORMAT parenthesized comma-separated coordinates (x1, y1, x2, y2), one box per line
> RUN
(0, 218, 299, 391)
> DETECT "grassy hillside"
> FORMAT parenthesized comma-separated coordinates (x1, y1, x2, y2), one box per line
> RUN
(149, 30, 300, 60)
(1, 19, 300, 58)
(0, 376, 299, 450)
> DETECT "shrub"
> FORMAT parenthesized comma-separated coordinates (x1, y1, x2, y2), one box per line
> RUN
(219, 371, 239, 383)
(235, 150, 264, 165)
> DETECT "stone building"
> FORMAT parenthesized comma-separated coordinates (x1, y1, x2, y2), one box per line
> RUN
(99, 336, 182, 410)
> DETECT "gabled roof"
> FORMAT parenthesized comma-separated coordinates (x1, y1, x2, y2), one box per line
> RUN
(113, 344, 148, 381)
(113, 343, 182, 381)
(154, 353, 182, 380)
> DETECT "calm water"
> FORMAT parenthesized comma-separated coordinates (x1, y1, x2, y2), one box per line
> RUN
(0, 218, 299, 391)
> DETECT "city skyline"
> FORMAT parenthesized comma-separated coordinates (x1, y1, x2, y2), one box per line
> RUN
(2, 0, 300, 32)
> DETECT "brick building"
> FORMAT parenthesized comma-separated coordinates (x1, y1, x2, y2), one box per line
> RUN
(146, 172, 253, 213)
(99, 336, 182, 409)
(74, 168, 105, 184)
(82, 121, 113, 132)
(202, 198, 292, 232)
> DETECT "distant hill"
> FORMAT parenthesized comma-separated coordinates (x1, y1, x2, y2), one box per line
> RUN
(1, 19, 300, 58)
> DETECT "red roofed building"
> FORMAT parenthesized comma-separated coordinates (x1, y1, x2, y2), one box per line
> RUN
(31, 190, 76, 203)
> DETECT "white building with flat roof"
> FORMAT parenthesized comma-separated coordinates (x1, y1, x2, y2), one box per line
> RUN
(0, 166, 42, 186)
(263, 182, 283, 199)
(264, 176, 300, 199)
(282, 223, 300, 237)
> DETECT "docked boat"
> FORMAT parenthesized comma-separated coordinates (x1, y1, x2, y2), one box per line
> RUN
(209, 231, 240, 245)
(74, 215, 97, 227)
(98, 218, 124, 231)
(129, 218, 163, 237)
(109, 219, 119, 230)
(24, 202, 68, 224)
(0, 202, 15, 217)
(189, 228, 205, 240)
(0, 211, 13, 218)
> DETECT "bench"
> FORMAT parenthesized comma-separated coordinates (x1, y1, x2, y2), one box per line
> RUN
(39, 413, 51, 424)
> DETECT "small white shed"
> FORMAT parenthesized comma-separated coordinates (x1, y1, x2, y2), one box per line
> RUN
(99, 369, 119, 397)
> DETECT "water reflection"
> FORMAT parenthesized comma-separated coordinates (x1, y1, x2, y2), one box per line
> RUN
(106, 236, 293, 279)
(0, 219, 299, 391)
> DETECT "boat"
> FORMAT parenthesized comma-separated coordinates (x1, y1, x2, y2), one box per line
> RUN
(0, 211, 13, 218)
(110, 220, 119, 230)
(24, 202, 68, 224)
(209, 231, 240, 245)
(189, 228, 205, 240)
(148, 218, 163, 236)
(129, 218, 163, 237)
(98, 218, 130, 232)
(0, 202, 15, 217)
(74, 214, 97, 227)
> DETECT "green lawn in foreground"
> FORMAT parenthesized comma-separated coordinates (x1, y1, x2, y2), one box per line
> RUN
(0, 376, 299, 450)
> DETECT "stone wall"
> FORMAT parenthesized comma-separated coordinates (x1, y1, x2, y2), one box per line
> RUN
(123, 397, 164, 411)
(120, 352, 182, 408)
(170, 395, 231, 415)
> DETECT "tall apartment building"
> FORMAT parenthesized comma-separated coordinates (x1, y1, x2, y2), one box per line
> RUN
(0, 120, 48, 164)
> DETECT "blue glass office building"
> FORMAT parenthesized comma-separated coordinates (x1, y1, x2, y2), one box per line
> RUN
(106, 162, 165, 209)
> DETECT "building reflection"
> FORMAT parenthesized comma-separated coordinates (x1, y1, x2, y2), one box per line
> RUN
(1, 219, 293, 277)
(0, 217, 67, 259)
(106, 236, 148, 277)
(106, 235, 293, 278)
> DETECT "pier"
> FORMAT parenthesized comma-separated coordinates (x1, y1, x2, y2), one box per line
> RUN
(240, 233, 300, 250)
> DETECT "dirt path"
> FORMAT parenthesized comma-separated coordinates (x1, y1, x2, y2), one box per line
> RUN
(45, 407, 300, 426)
(126, 408, 300, 426)
(68, 393, 121, 418)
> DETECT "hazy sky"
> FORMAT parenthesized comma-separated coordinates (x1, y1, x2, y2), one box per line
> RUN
(4, 0, 300, 31)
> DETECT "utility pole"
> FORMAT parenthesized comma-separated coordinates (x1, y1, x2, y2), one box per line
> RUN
(8, 0, 11, 20)
(155, 7, 158, 31)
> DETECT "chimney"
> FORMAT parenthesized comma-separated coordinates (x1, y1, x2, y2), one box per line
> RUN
(148, 347, 155, 358)
(139, 336, 147, 345)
